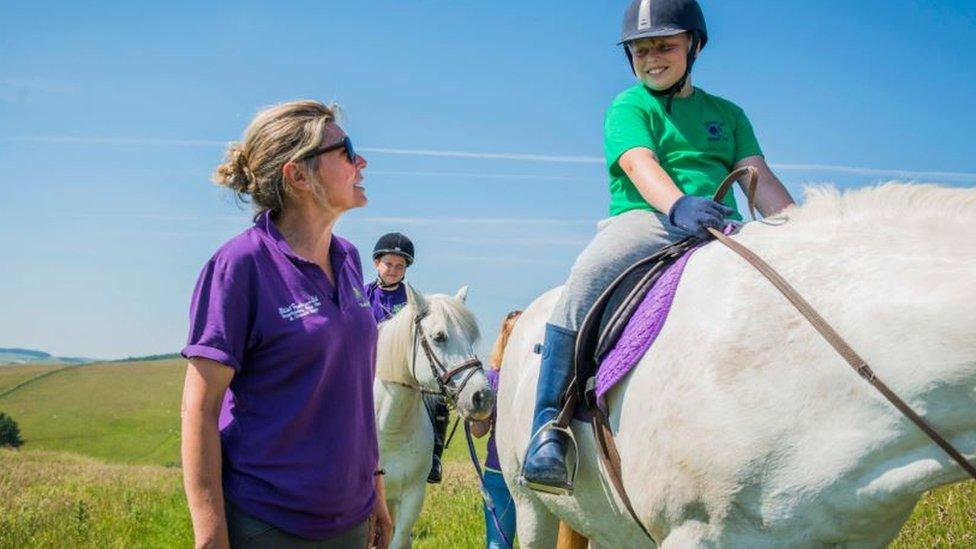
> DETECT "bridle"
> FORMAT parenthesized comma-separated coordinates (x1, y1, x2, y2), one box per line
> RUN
(410, 308, 483, 406)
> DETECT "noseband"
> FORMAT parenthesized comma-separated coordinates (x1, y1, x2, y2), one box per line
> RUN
(411, 310, 482, 405)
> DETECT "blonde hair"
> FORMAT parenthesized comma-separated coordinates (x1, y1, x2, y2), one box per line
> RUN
(212, 100, 339, 215)
(489, 310, 522, 371)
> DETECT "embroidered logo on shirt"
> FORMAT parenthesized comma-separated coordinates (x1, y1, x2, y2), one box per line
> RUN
(704, 121, 728, 142)
(352, 287, 371, 309)
(279, 296, 321, 321)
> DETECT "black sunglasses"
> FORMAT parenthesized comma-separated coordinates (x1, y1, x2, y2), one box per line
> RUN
(294, 136, 357, 164)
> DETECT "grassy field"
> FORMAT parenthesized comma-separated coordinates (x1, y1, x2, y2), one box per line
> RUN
(0, 363, 69, 395)
(0, 359, 973, 547)
(0, 358, 183, 465)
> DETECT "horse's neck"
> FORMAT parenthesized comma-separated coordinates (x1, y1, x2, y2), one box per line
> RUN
(375, 380, 424, 439)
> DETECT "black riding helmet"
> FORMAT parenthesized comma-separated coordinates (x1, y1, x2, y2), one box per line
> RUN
(620, 0, 708, 112)
(372, 232, 415, 266)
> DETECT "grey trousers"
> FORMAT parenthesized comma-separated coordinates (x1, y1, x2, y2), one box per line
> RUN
(549, 209, 691, 331)
(226, 501, 370, 549)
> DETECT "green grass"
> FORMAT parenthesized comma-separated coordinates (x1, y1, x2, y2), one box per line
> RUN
(0, 449, 190, 548)
(890, 481, 976, 548)
(0, 359, 973, 547)
(0, 359, 184, 466)
(0, 363, 68, 395)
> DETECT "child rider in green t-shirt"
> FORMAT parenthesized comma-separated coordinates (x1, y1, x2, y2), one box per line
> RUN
(519, 0, 796, 495)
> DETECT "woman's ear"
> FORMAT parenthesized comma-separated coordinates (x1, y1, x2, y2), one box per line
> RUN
(282, 161, 310, 193)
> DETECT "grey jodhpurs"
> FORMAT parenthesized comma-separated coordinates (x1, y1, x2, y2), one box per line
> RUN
(549, 209, 692, 331)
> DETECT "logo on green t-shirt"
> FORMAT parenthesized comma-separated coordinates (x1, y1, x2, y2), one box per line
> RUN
(704, 121, 728, 142)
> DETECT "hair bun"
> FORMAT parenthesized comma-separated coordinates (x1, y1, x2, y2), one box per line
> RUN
(212, 142, 254, 194)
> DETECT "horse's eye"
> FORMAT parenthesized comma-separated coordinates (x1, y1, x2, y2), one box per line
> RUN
(432, 332, 447, 344)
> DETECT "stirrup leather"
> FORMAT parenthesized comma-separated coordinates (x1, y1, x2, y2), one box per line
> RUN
(516, 420, 580, 496)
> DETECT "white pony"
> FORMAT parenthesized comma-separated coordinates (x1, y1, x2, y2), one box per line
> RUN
(497, 183, 976, 547)
(374, 285, 495, 548)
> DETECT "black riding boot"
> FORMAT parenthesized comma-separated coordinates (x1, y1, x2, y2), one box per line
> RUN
(423, 393, 449, 484)
(519, 323, 578, 495)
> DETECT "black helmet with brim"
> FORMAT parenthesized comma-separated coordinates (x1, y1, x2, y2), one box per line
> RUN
(372, 232, 415, 266)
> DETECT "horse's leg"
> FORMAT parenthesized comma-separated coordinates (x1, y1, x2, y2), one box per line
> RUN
(383, 493, 405, 549)
(390, 480, 425, 549)
(513, 491, 559, 548)
(557, 521, 588, 549)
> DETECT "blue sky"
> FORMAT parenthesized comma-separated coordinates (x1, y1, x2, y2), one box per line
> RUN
(1, 1, 974, 359)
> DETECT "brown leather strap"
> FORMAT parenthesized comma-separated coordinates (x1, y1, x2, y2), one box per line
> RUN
(592, 407, 657, 544)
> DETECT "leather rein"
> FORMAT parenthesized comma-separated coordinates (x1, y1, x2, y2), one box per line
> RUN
(590, 166, 976, 543)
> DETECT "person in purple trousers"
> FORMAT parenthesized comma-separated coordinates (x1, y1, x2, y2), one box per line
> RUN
(181, 100, 393, 549)
(472, 310, 523, 548)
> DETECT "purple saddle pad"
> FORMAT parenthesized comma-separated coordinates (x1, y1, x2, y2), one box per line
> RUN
(594, 242, 707, 409)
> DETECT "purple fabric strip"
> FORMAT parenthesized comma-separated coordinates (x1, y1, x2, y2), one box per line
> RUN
(595, 241, 709, 409)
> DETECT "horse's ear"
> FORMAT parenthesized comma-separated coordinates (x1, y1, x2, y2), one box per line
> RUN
(455, 285, 469, 304)
(406, 283, 429, 315)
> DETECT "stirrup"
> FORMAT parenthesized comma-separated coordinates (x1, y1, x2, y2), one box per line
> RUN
(516, 420, 580, 496)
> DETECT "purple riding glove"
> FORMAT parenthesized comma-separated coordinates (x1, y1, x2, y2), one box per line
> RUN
(667, 195, 735, 239)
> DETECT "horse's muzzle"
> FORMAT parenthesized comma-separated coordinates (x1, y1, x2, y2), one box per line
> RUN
(467, 387, 495, 422)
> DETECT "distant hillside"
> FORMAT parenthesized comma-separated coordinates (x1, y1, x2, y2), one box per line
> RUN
(0, 348, 95, 366)
(0, 358, 185, 465)
(113, 352, 181, 362)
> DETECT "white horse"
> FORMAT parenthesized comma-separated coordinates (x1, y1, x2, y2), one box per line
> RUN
(497, 183, 976, 547)
(374, 284, 495, 548)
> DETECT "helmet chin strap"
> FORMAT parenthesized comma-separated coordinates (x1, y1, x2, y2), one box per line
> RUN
(377, 276, 403, 290)
(628, 33, 701, 114)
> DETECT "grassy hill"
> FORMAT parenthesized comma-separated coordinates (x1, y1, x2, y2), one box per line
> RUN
(0, 359, 972, 547)
(0, 358, 184, 465)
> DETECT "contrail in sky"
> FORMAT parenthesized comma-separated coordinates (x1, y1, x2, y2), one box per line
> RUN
(7, 136, 976, 182)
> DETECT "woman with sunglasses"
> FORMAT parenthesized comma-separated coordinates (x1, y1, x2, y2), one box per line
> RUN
(181, 100, 393, 548)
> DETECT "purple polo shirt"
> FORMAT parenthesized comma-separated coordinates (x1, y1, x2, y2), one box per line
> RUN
(182, 211, 379, 540)
(364, 280, 407, 324)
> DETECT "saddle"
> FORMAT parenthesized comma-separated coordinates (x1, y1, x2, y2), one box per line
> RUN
(574, 235, 698, 411)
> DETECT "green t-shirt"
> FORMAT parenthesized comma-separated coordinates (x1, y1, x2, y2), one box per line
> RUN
(604, 84, 763, 219)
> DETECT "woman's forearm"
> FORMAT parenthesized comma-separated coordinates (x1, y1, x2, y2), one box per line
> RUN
(182, 405, 229, 548)
(181, 360, 234, 549)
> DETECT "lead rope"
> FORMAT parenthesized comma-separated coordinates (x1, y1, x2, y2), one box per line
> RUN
(464, 422, 515, 549)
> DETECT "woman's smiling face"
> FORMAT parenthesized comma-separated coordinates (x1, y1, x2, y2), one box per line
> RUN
(628, 33, 694, 91)
(309, 123, 368, 212)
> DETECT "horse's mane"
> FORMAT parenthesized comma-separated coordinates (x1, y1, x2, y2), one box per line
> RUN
(375, 293, 481, 385)
(785, 183, 976, 228)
